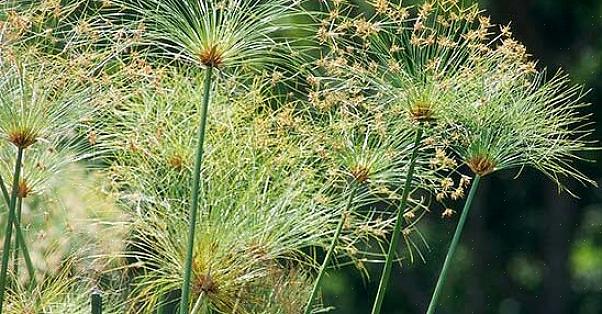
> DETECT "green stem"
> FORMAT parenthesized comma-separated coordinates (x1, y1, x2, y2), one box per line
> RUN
(0, 171, 36, 289)
(0, 147, 24, 313)
(371, 127, 424, 314)
(0, 177, 13, 275)
(190, 291, 205, 314)
(304, 185, 358, 314)
(179, 66, 214, 314)
(0, 176, 8, 209)
(12, 197, 21, 279)
(91, 288, 102, 314)
(426, 175, 481, 314)
(14, 198, 35, 289)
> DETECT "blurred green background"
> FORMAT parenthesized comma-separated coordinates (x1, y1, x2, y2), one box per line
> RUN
(322, 1, 602, 313)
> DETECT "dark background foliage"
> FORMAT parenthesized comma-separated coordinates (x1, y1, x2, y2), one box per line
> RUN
(322, 1, 602, 313)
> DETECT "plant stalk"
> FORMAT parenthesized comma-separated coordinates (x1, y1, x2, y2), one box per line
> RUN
(0, 147, 24, 313)
(12, 197, 22, 278)
(426, 175, 481, 314)
(371, 126, 424, 314)
(179, 66, 214, 314)
(91, 288, 102, 314)
(190, 291, 206, 314)
(0, 171, 36, 289)
(304, 184, 358, 314)
(12, 197, 35, 289)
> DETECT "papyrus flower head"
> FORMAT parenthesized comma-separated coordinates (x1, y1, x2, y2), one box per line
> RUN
(0, 60, 93, 149)
(113, 0, 301, 71)
(448, 46, 596, 190)
(0, 139, 94, 198)
(316, 0, 497, 123)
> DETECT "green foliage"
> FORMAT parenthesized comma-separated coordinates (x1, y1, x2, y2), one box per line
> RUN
(109, 0, 304, 71)
(0, 0, 598, 313)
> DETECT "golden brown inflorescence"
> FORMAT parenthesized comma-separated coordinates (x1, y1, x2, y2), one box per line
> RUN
(199, 45, 224, 68)
(18, 179, 32, 198)
(409, 100, 435, 122)
(350, 165, 370, 184)
(467, 155, 496, 176)
(8, 130, 38, 149)
(194, 272, 218, 295)
(167, 154, 185, 170)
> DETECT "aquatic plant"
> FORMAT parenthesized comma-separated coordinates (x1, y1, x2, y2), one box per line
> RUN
(0, 0, 597, 313)
(103, 1, 307, 310)
(0, 57, 98, 311)
(426, 40, 596, 313)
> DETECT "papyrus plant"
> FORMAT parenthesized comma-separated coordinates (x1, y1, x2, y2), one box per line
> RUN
(284, 67, 439, 310)
(0, 138, 94, 284)
(0, 0, 597, 313)
(302, 1, 596, 312)
(96, 70, 324, 313)
(347, 3, 493, 311)
(304, 123, 430, 313)
(0, 58, 96, 312)
(0, 0, 128, 70)
(307, 1, 495, 311)
(4, 258, 123, 314)
(426, 31, 596, 314)
(105, 1, 306, 310)
(121, 176, 334, 313)
(97, 62, 410, 312)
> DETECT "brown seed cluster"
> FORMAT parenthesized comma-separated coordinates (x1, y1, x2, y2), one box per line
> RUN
(199, 45, 224, 68)
(436, 174, 471, 202)
(467, 155, 496, 176)
(195, 272, 218, 294)
(350, 165, 370, 183)
(409, 100, 435, 122)
(429, 147, 458, 170)
(441, 208, 455, 219)
(18, 179, 32, 198)
(8, 130, 38, 148)
(167, 154, 185, 170)
(1, 10, 31, 43)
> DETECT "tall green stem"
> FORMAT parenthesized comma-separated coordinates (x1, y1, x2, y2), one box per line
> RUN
(12, 197, 22, 278)
(0, 172, 35, 289)
(426, 175, 481, 314)
(0, 147, 24, 313)
(13, 197, 35, 289)
(91, 288, 102, 314)
(304, 185, 358, 314)
(371, 127, 424, 314)
(179, 66, 214, 314)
